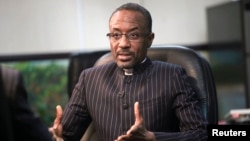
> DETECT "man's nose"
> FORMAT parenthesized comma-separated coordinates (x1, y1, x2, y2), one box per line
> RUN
(118, 35, 130, 48)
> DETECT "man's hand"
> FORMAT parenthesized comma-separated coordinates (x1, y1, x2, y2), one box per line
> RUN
(49, 105, 64, 141)
(115, 102, 156, 141)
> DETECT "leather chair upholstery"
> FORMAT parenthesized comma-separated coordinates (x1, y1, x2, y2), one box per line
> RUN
(68, 50, 109, 96)
(150, 46, 218, 124)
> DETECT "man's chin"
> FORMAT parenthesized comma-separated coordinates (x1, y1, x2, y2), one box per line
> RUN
(117, 61, 133, 69)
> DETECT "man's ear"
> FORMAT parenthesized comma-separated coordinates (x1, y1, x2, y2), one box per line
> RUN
(147, 32, 155, 48)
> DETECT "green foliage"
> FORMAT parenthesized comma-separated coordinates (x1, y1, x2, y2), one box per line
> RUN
(6, 59, 69, 126)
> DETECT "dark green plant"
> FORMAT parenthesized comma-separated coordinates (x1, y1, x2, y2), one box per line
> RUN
(5, 59, 69, 126)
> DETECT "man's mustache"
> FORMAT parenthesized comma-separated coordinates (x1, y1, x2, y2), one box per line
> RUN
(116, 50, 133, 55)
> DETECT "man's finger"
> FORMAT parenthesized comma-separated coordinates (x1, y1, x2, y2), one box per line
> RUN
(134, 101, 142, 124)
(125, 102, 142, 135)
(53, 105, 63, 128)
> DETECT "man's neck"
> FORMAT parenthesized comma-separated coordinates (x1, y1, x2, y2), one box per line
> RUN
(124, 68, 133, 75)
(123, 57, 147, 75)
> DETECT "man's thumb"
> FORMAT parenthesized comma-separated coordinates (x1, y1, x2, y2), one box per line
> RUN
(53, 105, 63, 128)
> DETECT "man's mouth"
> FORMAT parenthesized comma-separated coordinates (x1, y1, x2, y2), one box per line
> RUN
(117, 52, 132, 61)
(117, 54, 132, 61)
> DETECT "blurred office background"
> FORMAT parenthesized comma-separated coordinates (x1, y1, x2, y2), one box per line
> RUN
(0, 0, 249, 126)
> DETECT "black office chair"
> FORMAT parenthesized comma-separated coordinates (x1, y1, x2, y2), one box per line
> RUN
(93, 46, 218, 124)
(68, 46, 218, 141)
(67, 50, 109, 97)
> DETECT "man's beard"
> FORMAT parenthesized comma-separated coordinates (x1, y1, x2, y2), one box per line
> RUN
(117, 61, 134, 69)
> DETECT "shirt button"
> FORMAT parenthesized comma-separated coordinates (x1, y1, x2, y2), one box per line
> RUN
(122, 103, 129, 109)
(118, 91, 125, 98)
(126, 79, 131, 83)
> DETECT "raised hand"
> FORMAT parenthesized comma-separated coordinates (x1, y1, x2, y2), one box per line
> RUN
(49, 105, 64, 141)
(115, 102, 156, 141)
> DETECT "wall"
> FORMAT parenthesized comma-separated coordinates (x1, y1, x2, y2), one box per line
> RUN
(0, 0, 230, 55)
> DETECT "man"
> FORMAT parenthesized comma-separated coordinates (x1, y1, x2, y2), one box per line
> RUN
(0, 65, 53, 141)
(50, 2, 208, 141)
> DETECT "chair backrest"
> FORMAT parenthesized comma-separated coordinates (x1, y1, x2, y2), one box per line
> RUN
(94, 46, 218, 124)
(68, 50, 109, 97)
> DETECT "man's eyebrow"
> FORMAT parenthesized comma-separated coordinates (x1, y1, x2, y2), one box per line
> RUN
(111, 28, 120, 32)
(111, 27, 140, 32)
(129, 27, 140, 31)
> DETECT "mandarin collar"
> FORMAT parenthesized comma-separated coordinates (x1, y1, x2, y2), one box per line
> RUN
(117, 57, 152, 75)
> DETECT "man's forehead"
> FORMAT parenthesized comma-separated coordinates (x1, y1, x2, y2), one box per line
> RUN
(109, 10, 145, 29)
(110, 10, 143, 22)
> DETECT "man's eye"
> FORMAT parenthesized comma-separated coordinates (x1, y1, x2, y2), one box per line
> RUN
(129, 33, 139, 39)
(112, 33, 121, 38)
